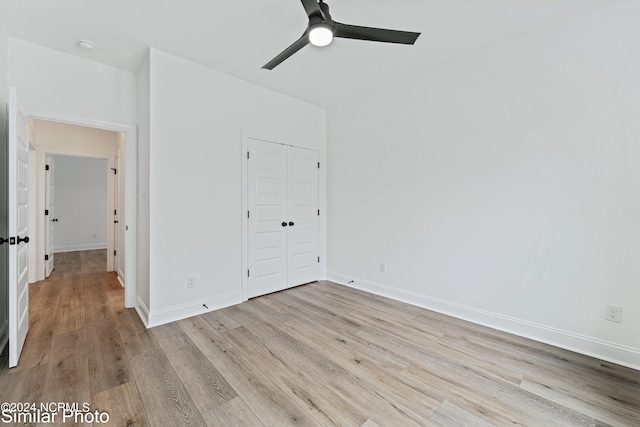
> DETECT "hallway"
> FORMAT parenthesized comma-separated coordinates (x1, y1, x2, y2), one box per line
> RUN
(0, 249, 150, 425)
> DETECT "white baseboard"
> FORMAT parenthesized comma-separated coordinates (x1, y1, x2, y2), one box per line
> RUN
(117, 275, 125, 288)
(135, 296, 150, 328)
(326, 271, 640, 371)
(117, 268, 125, 285)
(146, 292, 244, 328)
(54, 244, 108, 253)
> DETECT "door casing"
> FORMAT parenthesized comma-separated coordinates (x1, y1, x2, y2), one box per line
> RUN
(44, 154, 54, 278)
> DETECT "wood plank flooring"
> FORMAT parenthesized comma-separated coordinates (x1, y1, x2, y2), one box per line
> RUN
(2, 249, 640, 426)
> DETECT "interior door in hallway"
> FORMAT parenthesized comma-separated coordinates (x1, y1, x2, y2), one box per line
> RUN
(8, 87, 30, 368)
(247, 139, 319, 298)
(45, 155, 55, 278)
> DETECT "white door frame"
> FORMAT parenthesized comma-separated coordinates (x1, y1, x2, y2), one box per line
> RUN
(44, 154, 55, 278)
(30, 112, 138, 308)
(241, 131, 325, 301)
(114, 152, 123, 283)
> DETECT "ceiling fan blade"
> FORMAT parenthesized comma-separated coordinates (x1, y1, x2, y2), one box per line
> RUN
(300, 0, 322, 18)
(262, 33, 309, 70)
(334, 22, 420, 45)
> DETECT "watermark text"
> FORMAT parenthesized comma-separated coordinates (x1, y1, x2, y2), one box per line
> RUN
(1, 402, 109, 424)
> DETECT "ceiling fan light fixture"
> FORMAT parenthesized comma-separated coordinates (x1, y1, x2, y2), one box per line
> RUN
(262, 0, 420, 70)
(309, 22, 333, 47)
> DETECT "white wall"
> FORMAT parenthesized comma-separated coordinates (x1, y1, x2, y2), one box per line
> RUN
(51, 155, 108, 252)
(0, 7, 7, 106)
(145, 48, 326, 326)
(327, 2, 640, 369)
(8, 38, 137, 125)
(33, 119, 121, 158)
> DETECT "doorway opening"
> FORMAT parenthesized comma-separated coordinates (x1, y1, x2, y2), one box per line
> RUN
(45, 154, 113, 278)
(28, 116, 137, 308)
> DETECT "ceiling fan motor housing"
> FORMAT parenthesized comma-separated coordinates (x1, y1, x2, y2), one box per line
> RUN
(262, 0, 421, 70)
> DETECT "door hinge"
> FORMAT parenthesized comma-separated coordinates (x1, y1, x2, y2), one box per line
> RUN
(318, 162, 320, 169)
(114, 209, 117, 215)
(248, 269, 250, 278)
(248, 210, 250, 219)
(247, 151, 250, 160)
(45, 254, 49, 261)
(45, 164, 50, 171)
(45, 209, 49, 215)
(318, 209, 320, 216)
(111, 168, 117, 174)
(318, 257, 320, 263)
(114, 250, 117, 256)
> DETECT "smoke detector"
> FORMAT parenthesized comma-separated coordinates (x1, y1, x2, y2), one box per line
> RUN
(77, 40, 96, 51)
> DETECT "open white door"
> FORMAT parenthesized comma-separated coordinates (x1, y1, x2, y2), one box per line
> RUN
(8, 87, 30, 368)
(45, 155, 55, 277)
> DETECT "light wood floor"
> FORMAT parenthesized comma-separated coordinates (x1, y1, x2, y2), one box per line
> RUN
(1, 250, 640, 426)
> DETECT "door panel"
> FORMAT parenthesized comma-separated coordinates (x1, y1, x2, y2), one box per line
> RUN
(247, 139, 287, 298)
(8, 87, 30, 368)
(287, 147, 319, 287)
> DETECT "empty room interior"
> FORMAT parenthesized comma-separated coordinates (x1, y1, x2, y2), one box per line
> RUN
(0, 0, 639, 425)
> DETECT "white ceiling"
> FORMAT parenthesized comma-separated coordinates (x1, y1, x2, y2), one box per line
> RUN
(5, 0, 595, 108)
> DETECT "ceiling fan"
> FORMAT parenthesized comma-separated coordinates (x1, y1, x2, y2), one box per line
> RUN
(262, 0, 421, 70)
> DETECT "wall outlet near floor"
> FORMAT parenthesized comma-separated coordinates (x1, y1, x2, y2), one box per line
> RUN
(187, 275, 197, 289)
(379, 262, 386, 273)
(605, 305, 622, 323)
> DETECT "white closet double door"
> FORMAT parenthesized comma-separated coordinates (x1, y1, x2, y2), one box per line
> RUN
(248, 139, 319, 298)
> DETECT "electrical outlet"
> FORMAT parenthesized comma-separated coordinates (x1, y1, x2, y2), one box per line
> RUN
(187, 276, 197, 289)
(605, 305, 622, 323)
(379, 262, 386, 273)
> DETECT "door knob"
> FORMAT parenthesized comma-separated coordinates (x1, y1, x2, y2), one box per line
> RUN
(17, 235, 30, 244)
(288, 221, 295, 227)
(281, 222, 288, 227)
(53, 218, 59, 222)
(0, 237, 8, 245)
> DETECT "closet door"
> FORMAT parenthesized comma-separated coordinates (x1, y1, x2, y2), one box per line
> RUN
(247, 139, 319, 298)
(247, 140, 288, 298)
(287, 147, 319, 287)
